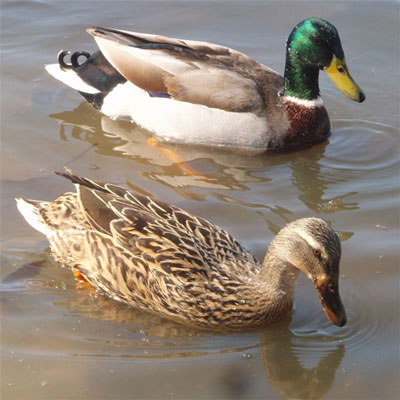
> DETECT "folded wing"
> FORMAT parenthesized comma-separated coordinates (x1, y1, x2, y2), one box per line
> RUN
(88, 27, 269, 114)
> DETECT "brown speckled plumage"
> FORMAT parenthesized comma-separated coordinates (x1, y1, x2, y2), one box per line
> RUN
(16, 171, 346, 329)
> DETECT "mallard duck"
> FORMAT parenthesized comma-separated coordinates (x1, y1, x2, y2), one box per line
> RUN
(16, 170, 346, 329)
(45, 17, 365, 154)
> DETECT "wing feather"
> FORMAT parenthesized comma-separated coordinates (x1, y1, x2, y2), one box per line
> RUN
(88, 27, 271, 113)
(60, 170, 258, 283)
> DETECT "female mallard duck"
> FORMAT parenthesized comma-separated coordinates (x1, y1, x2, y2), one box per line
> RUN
(16, 170, 346, 329)
(46, 17, 365, 153)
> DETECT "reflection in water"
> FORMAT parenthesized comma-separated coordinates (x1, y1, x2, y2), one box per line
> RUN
(3, 262, 345, 399)
(50, 103, 360, 217)
(259, 323, 345, 400)
(290, 149, 359, 213)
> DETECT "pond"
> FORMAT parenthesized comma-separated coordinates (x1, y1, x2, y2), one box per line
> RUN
(1, 1, 399, 399)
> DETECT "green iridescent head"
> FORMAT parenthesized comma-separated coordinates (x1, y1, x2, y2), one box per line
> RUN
(284, 17, 365, 102)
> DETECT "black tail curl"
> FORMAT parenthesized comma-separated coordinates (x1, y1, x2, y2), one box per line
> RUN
(58, 50, 91, 71)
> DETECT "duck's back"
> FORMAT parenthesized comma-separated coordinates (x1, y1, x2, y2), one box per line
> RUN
(18, 172, 265, 326)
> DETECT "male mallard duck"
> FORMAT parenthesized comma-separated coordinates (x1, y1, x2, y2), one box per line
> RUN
(16, 171, 346, 329)
(46, 17, 365, 153)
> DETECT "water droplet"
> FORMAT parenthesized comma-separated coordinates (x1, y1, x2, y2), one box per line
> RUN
(375, 224, 387, 230)
(41, 381, 48, 387)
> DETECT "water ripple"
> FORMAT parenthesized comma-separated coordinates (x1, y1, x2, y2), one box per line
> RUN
(291, 282, 384, 356)
(326, 119, 399, 178)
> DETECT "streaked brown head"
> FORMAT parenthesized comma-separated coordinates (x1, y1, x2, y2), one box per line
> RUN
(275, 217, 346, 326)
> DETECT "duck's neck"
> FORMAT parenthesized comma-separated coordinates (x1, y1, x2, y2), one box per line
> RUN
(283, 53, 321, 101)
(225, 254, 299, 328)
(259, 250, 301, 298)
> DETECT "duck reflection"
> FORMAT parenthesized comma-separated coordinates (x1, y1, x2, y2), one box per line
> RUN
(3, 258, 345, 399)
(50, 103, 359, 215)
(54, 279, 345, 399)
(259, 322, 345, 400)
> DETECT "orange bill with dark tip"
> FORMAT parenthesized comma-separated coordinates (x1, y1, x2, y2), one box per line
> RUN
(314, 277, 347, 327)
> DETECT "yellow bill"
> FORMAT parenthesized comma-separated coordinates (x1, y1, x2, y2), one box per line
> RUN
(324, 55, 365, 102)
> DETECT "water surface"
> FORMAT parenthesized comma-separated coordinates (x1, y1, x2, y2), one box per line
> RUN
(1, 1, 399, 399)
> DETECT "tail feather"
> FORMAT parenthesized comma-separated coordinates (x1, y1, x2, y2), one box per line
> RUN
(45, 50, 127, 111)
(55, 168, 109, 193)
(45, 63, 100, 94)
(15, 198, 51, 236)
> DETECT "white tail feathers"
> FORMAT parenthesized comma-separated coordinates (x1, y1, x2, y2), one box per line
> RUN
(45, 63, 100, 94)
(15, 198, 51, 236)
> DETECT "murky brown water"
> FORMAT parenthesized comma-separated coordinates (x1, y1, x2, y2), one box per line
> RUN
(1, 1, 399, 399)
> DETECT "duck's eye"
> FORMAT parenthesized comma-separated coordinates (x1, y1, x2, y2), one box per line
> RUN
(310, 35, 321, 45)
(337, 66, 345, 74)
(313, 249, 321, 257)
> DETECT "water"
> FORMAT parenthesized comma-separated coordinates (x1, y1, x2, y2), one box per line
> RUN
(1, 1, 399, 399)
